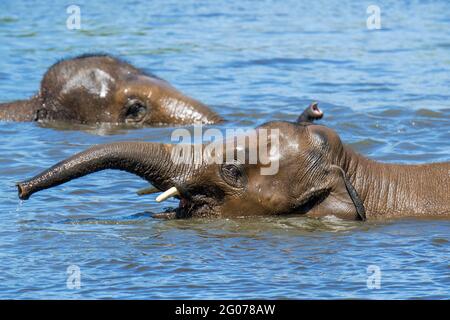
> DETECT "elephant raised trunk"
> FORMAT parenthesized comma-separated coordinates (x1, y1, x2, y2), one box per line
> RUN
(17, 142, 194, 200)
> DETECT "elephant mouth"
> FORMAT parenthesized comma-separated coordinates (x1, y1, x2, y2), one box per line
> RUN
(157, 185, 223, 219)
(155, 196, 218, 219)
(176, 196, 218, 218)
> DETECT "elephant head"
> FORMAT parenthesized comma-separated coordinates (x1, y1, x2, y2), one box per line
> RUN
(17, 104, 367, 220)
(0, 54, 223, 125)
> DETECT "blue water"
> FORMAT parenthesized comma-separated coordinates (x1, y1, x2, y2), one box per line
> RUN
(0, 0, 449, 299)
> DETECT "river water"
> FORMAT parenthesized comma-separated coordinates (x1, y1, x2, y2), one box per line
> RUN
(0, 0, 449, 299)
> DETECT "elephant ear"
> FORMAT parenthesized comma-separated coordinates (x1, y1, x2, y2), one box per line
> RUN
(330, 165, 366, 220)
(311, 165, 366, 221)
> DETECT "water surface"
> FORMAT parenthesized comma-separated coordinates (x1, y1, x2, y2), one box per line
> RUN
(0, 0, 449, 299)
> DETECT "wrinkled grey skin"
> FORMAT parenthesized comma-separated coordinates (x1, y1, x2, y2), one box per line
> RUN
(0, 54, 222, 125)
(16, 107, 450, 220)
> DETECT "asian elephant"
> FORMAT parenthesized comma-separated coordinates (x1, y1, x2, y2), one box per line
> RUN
(16, 104, 449, 220)
(0, 54, 223, 125)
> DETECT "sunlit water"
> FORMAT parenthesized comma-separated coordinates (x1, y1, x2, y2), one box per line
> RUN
(0, 0, 449, 299)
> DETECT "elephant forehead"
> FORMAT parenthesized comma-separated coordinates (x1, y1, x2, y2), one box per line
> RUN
(279, 133, 301, 152)
(217, 132, 295, 164)
(121, 74, 174, 97)
(61, 68, 115, 98)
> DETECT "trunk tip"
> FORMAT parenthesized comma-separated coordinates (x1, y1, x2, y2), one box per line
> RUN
(16, 182, 30, 200)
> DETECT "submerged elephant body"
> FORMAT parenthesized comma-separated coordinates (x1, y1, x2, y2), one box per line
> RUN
(0, 54, 222, 125)
(17, 114, 450, 220)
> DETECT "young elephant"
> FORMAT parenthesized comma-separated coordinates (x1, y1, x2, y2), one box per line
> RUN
(17, 108, 450, 220)
(0, 54, 222, 125)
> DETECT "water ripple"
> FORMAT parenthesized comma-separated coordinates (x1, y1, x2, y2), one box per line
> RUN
(0, 0, 449, 299)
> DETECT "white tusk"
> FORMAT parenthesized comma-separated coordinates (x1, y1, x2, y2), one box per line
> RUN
(156, 187, 180, 203)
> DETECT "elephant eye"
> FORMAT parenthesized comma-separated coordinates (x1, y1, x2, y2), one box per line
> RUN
(125, 99, 147, 123)
(220, 162, 247, 188)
